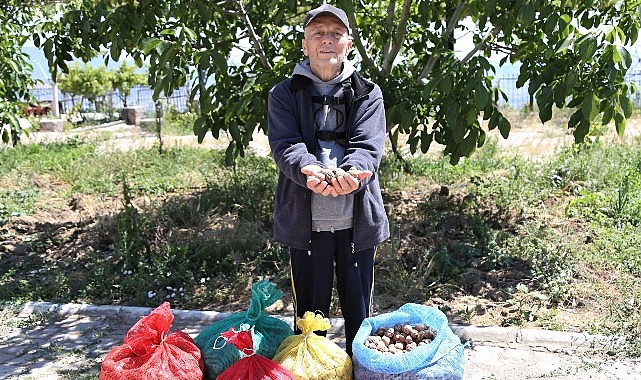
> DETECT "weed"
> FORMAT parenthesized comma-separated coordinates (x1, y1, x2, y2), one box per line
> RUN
(501, 283, 549, 327)
(538, 309, 564, 331)
(464, 305, 476, 325)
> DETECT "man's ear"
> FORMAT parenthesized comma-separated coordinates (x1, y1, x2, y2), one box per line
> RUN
(302, 38, 309, 56)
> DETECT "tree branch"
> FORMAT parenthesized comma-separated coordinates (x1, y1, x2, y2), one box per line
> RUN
(233, 0, 272, 70)
(381, 0, 412, 75)
(347, 0, 384, 77)
(381, 0, 396, 65)
(460, 26, 501, 63)
(418, 0, 466, 81)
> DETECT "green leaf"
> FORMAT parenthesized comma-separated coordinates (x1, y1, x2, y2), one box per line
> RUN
(555, 35, 572, 53)
(1, 128, 8, 144)
(564, 71, 578, 90)
(401, 107, 414, 131)
(225, 143, 235, 165)
(619, 94, 633, 118)
(616, 46, 632, 69)
(577, 36, 597, 61)
(567, 96, 582, 108)
(553, 83, 567, 108)
(568, 109, 582, 128)
(476, 56, 493, 71)
(581, 92, 599, 121)
(229, 123, 241, 141)
(474, 82, 489, 109)
(110, 43, 120, 61)
(438, 76, 453, 95)
(601, 105, 614, 126)
(194, 116, 207, 141)
(580, 13, 594, 29)
(210, 50, 228, 73)
(488, 110, 499, 130)
(460, 127, 478, 156)
(446, 103, 459, 134)
(614, 112, 626, 135)
(573, 120, 590, 143)
(539, 103, 552, 123)
(180, 26, 197, 41)
(543, 12, 558, 35)
(141, 37, 163, 54)
(407, 131, 419, 154)
(420, 130, 433, 153)
(451, 123, 466, 144)
(517, 1, 535, 25)
(516, 72, 529, 89)
(498, 115, 511, 139)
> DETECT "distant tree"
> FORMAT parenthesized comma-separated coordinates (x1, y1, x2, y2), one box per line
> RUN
(36, 0, 641, 164)
(58, 63, 112, 121)
(112, 61, 148, 108)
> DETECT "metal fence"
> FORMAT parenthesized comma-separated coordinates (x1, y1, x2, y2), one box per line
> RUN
(494, 70, 641, 109)
(30, 71, 641, 115)
(29, 85, 191, 116)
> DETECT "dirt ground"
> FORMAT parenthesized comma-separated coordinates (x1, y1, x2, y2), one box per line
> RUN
(5, 115, 641, 333)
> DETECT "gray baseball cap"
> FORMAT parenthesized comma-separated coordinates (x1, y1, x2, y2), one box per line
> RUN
(304, 4, 350, 32)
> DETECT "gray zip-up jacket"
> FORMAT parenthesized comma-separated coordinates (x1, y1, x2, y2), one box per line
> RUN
(268, 70, 390, 252)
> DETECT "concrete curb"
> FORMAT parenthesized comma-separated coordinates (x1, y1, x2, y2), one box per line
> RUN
(449, 324, 615, 352)
(68, 120, 126, 132)
(18, 301, 615, 353)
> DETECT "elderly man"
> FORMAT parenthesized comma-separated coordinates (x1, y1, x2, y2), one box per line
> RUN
(267, 3, 389, 356)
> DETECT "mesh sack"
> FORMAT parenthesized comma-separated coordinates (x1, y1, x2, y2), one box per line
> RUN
(99, 302, 204, 380)
(273, 311, 353, 380)
(352, 303, 464, 380)
(216, 327, 294, 380)
(194, 279, 294, 379)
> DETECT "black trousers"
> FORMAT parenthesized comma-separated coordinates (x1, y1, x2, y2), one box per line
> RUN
(289, 229, 376, 356)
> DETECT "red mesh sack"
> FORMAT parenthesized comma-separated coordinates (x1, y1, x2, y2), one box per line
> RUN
(99, 302, 204, 380)
(217, 327, 294, 380)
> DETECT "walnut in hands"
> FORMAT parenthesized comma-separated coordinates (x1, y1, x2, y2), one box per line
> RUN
(316, 167, 360, 182)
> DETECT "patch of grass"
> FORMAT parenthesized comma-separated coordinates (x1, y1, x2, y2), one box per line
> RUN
(1, 142, 283, 310)
(158, 109, 198, 136)
(0, 188, 40, 222)
(378, 138, 641, 355)
(0, 302, 52, 329)
(2, 133, 641, 356)
(57, 362, 101, 380)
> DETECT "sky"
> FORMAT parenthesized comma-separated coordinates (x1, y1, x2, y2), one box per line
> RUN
(24, 46, 126, 83)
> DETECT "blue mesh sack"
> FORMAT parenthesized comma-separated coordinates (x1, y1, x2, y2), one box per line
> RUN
(352, 303, 464, 380)
(194, 280, 294, 380)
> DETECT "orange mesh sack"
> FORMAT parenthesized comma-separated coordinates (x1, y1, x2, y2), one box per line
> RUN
(272, 311, 353, 380)
(216, 327, 294, 380)
(99, 302, 204, 380)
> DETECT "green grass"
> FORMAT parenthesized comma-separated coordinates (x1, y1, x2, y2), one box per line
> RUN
(1, 133, 640, 356)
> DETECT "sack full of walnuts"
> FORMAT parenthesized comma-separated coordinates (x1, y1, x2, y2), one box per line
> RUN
(216, 326, 294, 380)
(352, 303, 464, 379)
(99, 302, 204, 380)
(194, 279, 294, 379)
(272, 311, 353, 380)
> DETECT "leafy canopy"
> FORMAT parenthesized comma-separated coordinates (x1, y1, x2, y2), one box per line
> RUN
(29, 0, 641, 163)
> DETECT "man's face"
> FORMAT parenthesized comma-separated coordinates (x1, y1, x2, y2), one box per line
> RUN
(302, 15, 352, 77)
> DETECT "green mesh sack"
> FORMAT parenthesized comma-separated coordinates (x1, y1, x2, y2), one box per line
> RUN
(194, 280, 294, 380)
